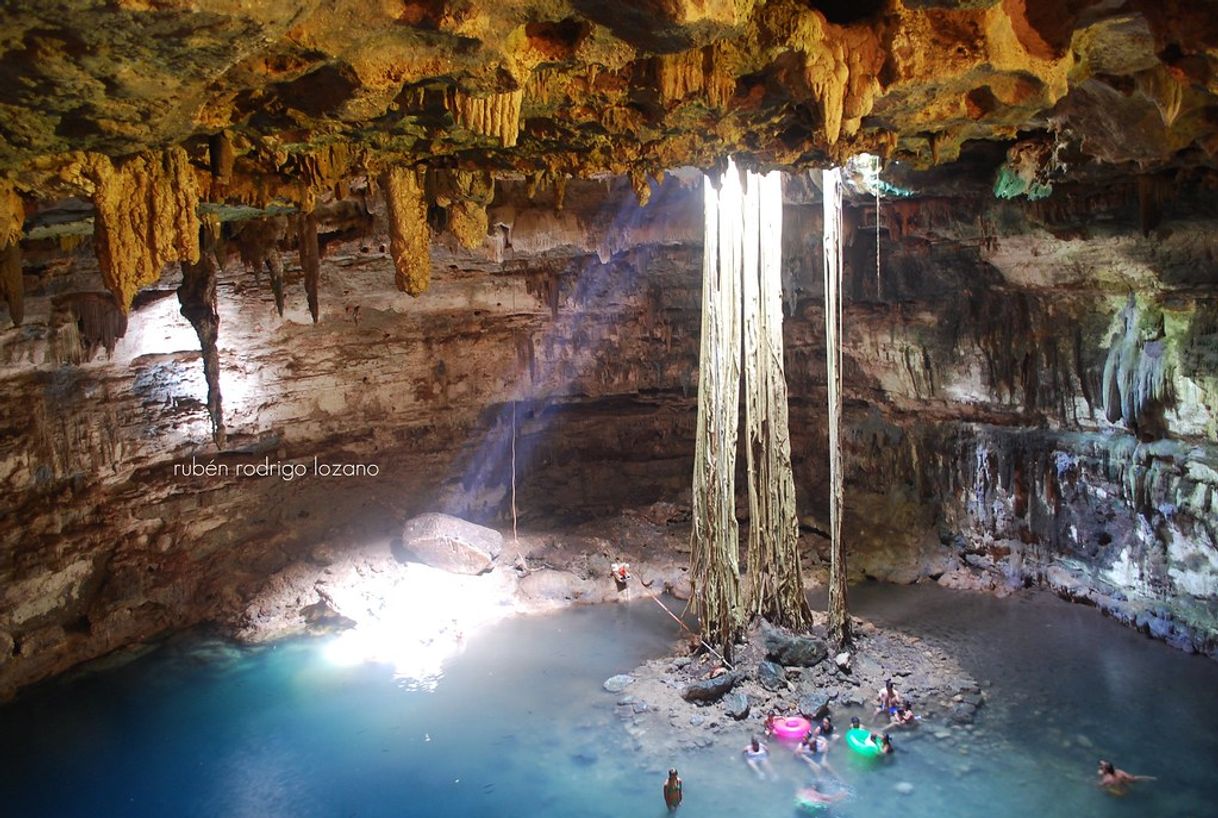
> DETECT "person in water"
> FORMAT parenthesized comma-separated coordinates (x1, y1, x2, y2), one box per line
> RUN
(796, 732, 839, 780)
(874, 678, 902, 722)
(849, 716, 861, 730)
(866, 732, 894, 754)
(886, 704, 917, 728)
(813, 715, 836, 741)
(795, 783, 847, 807)
(1097, 760, 1155, 795)
(663, 768, 683, 810)
(743, 737, 775, 780)
(763, 710, 779, 738)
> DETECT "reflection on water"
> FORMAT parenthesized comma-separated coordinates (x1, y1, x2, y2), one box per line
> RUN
(0, 584, 1216, 818)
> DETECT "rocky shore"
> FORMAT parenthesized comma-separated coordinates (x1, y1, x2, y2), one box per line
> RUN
(602, 611, 988, 767)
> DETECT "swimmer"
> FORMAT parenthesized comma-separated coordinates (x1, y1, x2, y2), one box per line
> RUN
(763, 710, 779, 738)
(849, 716, 861, 730)
(663, 768, 683, 810)
(1097, 760, 1155, 795)
(796, 733, 839, 780)
(743, 737, 776, 780)
(886, 705, 917, 729)
(795, 783, 847, 807)
(813, 716, 837, 742)
(866, 732, 894, 754)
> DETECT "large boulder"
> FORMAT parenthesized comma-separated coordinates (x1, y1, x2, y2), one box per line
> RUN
(399, 513, 503, 574)
(761, 622, 828, 667)
(723, 691, 750, 720)
(681, 670, 743, 704)
(798, 692, 832, 720)
(758, 659, 787, 691)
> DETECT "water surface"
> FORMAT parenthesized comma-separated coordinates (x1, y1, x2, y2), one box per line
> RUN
(1, 584, 1215, 818)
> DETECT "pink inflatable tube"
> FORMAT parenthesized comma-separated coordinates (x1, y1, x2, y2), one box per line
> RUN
(772, 716, 812, 741)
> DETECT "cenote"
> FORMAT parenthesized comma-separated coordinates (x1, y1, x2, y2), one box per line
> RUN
(3, 6, 1218, 818)
(3, 584, 1216, 818)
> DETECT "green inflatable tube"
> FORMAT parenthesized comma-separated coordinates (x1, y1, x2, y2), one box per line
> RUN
(844, 727, 883, 758)
(794, 791, 829, 813)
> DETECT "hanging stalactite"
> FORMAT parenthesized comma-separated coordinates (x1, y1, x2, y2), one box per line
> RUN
(297, 210, 321, 323)
(234, 217, 288, 317)
(86, 148, 200, 311)
(178, 217, 226, 448)
(743, 170, 812, 630)
(691, 162, 744, 660)
(0, 181, 24, 326)
(823, 166, 852, 649)
(51, 292, 128, 362)
(383, 165, 430, 296)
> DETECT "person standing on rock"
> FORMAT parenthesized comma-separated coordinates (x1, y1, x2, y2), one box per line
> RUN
(663, 768, 683, 810)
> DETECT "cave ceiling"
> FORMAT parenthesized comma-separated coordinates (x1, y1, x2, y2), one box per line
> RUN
(1, 0, 1217, 315)
(2, 0, 1216, 187)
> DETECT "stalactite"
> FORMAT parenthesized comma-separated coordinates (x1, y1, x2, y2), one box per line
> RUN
(1136, 64, 1185, 128)
(431, 169, 494, 250)
(630, 169, 652, 207)
(0, 181, 23, 326)
(86, 148, 200, 310)
(383, 165, 430, 296)
(823, 166, 852, 648)
(178, 219, 226, 448)
(656, 46, 735, 109)
(1102, 297, 1174, 439)
(208, 131, 234, 181)
(296, 211, 321, 323)
(525, 266, 562, 318)
(0, 245, 20, 327)
(448, 88, 524, 147)
(691, 163, 743, 660)
(805, 43, 851, 146)
(234, 217, 288, 317)
(1137, 175, 1168, 237)
(743, 170, 811, 631)
(291, 143, 358, 195)
(51, 292, 128, 361)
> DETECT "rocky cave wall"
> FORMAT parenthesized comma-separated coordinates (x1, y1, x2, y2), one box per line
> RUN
(2, 167, 1217, 696)
(784, 171, 1218, 656)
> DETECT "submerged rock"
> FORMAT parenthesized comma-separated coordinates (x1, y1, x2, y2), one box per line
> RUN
(399, 513, 503, 575)
(762, 622, 828, 667)
(681, 670, 743, 704)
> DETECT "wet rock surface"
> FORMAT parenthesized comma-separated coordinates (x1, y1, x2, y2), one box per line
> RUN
(607, 611, 987, 766)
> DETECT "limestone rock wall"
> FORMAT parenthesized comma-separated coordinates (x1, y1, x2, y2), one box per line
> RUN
(780, 178, 1218, 655)
(1, 168, 1217, 696)
(0, 178, 711, 696)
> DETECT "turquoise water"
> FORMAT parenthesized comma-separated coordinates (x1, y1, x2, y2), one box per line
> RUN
(1, 585, 1216, 818)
